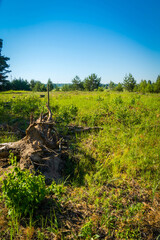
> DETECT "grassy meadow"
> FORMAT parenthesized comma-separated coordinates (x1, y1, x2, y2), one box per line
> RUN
(0, 90, 160, 239)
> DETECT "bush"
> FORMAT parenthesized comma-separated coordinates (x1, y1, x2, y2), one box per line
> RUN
(55, 104, 78, 124)
(98, 86, 104, 92)
(2, 153, 47, 216)
(11, 96, 41, 118)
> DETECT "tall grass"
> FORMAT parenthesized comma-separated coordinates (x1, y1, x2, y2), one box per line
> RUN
(0, 90, 160, 239)
(1, 91, 160, 186)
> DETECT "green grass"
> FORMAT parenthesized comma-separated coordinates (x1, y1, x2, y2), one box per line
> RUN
(0, 90, 160, 239)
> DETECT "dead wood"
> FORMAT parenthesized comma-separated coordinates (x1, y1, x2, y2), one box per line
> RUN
(46, 104, 52, 121)
(0, 102, 103, 182)
(0, 106, 63, 182)
(67, 126, 103, 133)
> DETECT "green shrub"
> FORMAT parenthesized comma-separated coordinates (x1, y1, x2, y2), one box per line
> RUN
(48, 180, 66, 199)
(11, 96, 41, 118)
(98, 86, 104, 92)
(114, 95, 123, 104)
(2, 154, 47, 216)
(55, 104, 78, 124)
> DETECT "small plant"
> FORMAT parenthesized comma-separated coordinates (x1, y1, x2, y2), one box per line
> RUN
(79, 219, 100, 239)
(48, 180, 66, 199)
(47, 210, 59, 235)
(2, 153, 47, 216)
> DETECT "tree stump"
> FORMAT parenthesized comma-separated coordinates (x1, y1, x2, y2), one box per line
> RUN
(0, 105, 63, 183)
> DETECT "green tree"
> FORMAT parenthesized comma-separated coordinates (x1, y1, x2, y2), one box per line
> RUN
(115, 82, 123, 92)
(146, 81, 153, 93)
(33, 81, 41, 91)
(123, 73, 136, 92)
(11, 78, 30, 90)
(138, 80, 147, 93)
(72, 75, 84, 90)
(47, 78, 54, 91)
(83, 73, 101, 91)
(54, 85, 60, 91)
(0, 39, 11, 90)
(109, 81, 116, 90)
(30, 79, 37, 91)
(154, 75, 160, 93)
(33, 81, 47, 92)
(40, 83, 47, 92)
(61, 84, 72, 91)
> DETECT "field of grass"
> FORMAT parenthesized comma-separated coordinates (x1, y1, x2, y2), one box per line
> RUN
(0, 90, 160, 239)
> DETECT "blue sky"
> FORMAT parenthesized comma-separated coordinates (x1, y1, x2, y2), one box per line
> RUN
(0, 0, 160, 84)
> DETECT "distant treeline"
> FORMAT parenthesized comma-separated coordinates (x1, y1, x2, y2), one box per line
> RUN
(0, 78, 59, 92)
(0, 74, 160, 93)
(1, 38, 160, 93)
(1, 73, 160, 93)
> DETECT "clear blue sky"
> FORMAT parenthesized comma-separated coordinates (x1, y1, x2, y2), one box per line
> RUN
(0, 0, 160, 84)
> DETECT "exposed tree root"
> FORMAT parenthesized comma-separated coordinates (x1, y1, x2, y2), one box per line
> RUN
(0, 108, 63, 183)
(0, 103, 103, 182)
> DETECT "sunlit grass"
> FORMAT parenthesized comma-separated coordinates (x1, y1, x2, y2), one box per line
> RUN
(0, 90, 160, 239)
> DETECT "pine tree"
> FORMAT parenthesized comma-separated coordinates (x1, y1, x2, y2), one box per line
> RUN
(123, 73, 136, 92)
(0, 39, 11, 90)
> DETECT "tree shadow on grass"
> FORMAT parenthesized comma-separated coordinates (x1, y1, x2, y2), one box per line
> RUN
(63, 135, 97, 187)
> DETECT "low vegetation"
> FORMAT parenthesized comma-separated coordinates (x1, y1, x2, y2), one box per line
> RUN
(0, 90, 160, 239)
